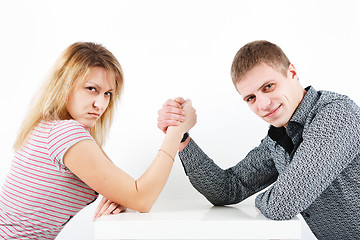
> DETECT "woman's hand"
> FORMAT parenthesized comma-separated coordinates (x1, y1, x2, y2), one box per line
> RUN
(93, 196, 127, 221)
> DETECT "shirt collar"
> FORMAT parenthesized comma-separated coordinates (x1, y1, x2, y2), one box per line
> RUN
(267, 86, 319, 154)
(288, 86, 320, 126)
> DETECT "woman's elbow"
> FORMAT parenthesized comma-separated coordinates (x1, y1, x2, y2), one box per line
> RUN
(131, 198, 154, 213)
(137, 204, 152, 213)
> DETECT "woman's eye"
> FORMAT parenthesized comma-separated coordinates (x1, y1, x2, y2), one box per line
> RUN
(105, 92, 112, 97)
(87, 87, 96, 92)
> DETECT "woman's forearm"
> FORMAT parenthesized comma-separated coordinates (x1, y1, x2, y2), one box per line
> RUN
(134, 127, 183, 212)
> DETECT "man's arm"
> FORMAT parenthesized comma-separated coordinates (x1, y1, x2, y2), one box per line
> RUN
(255, 100, 360, 220)
(179, 136, 278, 206)
(157, 97, 278, 206)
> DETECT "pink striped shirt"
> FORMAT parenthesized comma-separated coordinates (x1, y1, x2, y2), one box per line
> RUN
(0, 120, 98, 239)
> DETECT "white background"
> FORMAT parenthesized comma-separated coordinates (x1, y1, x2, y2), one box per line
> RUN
(0, 0, 359, 239)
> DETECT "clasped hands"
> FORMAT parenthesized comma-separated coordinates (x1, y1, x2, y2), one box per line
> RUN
(93, 97, 196, 220)
(158, 97, 197, 136)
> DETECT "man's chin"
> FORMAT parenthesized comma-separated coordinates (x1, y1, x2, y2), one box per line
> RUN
(265, 119, 287, 128)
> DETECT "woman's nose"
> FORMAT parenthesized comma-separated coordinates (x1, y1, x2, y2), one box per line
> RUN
(93, 95, 108, 111)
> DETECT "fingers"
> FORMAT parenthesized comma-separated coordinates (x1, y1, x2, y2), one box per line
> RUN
(158, 108, 185, 123)
(112, 207, 122, 214)
(158, 105, 184, 117)
(112, 205, 127, 214)
(181, 99, 192, 109)
(157, 97, 196, 135)
(93, 196, 108, 221)
(103, 202, 119, 215)
(157, 119, 182, 133)
(158, 98, 186, 133)
(174, 97, 185, 105)
(93, 196, 127, 221)
(174, 99, 197, 133)
(94, 199, 112, 221)
(162, 98, 183, 108)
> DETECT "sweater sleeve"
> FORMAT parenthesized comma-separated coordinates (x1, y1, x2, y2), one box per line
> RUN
(179, 137, 278, 206)
(255, 100, 360, 220)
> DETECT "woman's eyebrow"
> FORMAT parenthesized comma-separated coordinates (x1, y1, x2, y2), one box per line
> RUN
(86, 82, 114, 92)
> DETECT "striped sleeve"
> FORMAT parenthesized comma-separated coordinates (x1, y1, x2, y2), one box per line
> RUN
(47, 120, 94, 169)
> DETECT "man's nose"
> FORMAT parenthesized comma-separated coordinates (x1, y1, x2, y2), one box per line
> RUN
(256, 95, 271, 111)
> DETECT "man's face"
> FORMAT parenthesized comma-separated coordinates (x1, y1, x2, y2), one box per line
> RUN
(236, 63, 305, 127)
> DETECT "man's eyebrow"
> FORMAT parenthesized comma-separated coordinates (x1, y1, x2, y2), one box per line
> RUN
(258, 80, 274, 91)
(242, 80, 273, 101)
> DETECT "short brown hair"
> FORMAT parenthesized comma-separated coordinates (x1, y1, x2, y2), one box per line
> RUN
(230, 40, 291, 86)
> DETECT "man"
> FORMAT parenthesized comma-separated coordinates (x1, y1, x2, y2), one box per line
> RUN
(157, 40, 360, 240)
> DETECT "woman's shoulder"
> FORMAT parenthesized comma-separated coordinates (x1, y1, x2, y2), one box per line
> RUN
(40, 119, 90, 140)
(41, 119, 88, 131)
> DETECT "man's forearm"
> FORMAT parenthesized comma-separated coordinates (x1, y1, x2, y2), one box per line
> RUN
(179, 138, 277, 206)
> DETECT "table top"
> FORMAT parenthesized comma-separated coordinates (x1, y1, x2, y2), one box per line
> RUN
(95, 197, 301, 239)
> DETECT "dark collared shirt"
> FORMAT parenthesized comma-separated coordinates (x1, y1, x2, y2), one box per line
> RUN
(179, 86, 360, 240)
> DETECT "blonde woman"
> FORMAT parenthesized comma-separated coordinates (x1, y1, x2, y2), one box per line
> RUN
(0, 42, 196, 239)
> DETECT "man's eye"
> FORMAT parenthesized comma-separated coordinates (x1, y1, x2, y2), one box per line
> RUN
(246, 96, 255, 102)
(264, 84, 274, 91)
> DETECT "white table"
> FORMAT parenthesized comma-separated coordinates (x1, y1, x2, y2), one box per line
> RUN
(94, 198, 301, 240)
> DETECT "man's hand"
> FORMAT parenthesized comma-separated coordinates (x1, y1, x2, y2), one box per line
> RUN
(93, 196, 126, 221)
(175, 99, 197, 134)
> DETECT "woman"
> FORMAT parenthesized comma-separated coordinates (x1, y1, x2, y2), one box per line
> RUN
(0, 42, 196, 239)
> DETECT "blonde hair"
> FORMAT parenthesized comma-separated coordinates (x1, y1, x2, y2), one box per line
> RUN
(14, 42, 124, 150)
(231, 40, 291, 86)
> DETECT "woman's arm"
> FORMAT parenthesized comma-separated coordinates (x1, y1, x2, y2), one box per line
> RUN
(63, 100, 196, 213)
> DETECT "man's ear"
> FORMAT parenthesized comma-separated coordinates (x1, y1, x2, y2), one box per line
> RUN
(288, 63, 297, 79)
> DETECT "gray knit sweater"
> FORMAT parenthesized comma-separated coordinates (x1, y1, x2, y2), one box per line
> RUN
(179, 86, 360, 240)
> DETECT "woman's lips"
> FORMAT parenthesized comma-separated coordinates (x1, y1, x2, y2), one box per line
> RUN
(89, 112, 100, 118)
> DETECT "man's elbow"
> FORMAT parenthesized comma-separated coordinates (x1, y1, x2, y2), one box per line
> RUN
(255, 196, 298, 220)
(261, 208, 297, 220)
(206, 196, 228, 207)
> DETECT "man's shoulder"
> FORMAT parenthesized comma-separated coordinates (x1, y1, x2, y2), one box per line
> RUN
(306, 89, 360, 127)
(316, 90, 358, 112)
(317, 89, 350, 102)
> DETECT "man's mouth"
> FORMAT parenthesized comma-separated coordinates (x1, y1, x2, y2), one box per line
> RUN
(263, 105, 281, 118)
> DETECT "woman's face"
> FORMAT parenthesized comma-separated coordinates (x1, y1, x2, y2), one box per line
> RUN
(66, 67, 115, 129)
